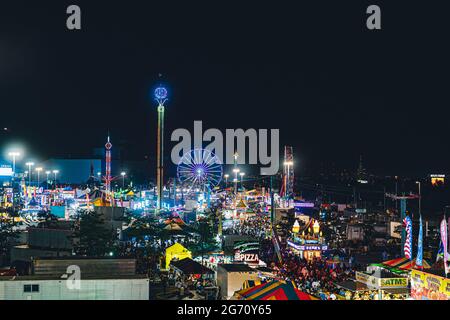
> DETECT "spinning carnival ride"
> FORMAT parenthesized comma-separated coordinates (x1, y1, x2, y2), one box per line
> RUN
(177, 149, 223, 192)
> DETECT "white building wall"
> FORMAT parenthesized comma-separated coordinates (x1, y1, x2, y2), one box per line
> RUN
(0, 278, 149, 300)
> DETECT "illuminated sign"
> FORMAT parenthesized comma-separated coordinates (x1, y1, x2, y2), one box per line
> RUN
(411, 269, 450, 300)
(294, 202, 315, 208)
(234, 241, 259, 265)
(356, 271, 408, 289)
(287, 241, 327, 252)
(380, 278, 408, 287)
(430, 174, 445, 186)
(0, 166, 13, 177)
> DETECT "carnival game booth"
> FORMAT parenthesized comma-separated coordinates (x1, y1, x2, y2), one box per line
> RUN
(337, 266, 410, 300)
(287, 219, 328, 262)
(366, 257, 431, 299)
(233, 280, 318, 300)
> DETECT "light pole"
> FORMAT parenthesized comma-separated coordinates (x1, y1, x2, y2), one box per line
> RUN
(45, 171, 51, 189)
(224, 174, 229, 187)
(35, 167, 43, 187)
(52, 170, 59, 189)
(154, 85, 168, 211)
(8, 151, 20, 212)
(233, 168, 240, 194)
(121, 171, 126, 189)
(25, 162, 34, 186)
(395, 176, 398, 212)
(8, 151, 20, 176)
(239, 172, 245, 189)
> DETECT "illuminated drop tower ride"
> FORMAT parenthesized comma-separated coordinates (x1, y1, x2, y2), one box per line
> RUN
(105, 135, 112, 193)
(283, 146, 294, 200)
(154, 86, 168, 211)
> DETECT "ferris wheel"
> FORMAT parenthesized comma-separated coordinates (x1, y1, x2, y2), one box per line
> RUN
(177, 148, 223, 191)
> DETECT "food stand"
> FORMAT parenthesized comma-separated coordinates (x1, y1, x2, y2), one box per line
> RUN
(410, 269, 450, 300)
(287, 219, 328, 261)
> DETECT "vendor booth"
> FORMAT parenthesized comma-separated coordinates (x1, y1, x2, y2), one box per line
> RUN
(164, 243, 192, 270)
(170, 257, 215, 280)
(373, 257, 431, 271)
(344, 268, 410, 300)
(287, 219, 328, 261)
(410, 269, 450, 300)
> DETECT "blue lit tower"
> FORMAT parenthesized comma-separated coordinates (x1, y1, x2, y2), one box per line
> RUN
(155, 86, 168, 211)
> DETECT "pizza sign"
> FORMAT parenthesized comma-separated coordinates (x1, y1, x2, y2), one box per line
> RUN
(234, 251, 259, 264)
(234, 241, 260, 265)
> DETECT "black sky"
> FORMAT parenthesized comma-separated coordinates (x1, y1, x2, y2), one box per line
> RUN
(0, 1, 449, 177)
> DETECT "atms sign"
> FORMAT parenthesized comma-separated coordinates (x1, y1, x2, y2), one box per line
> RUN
(234, 241, 260, 265)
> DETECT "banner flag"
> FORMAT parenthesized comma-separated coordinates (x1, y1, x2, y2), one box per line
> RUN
(416, 215, 423, 267)
(403, 216, 413, 260)
(440, 218, 449, 275)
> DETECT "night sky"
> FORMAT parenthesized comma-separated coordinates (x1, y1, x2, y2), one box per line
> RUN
(0, 1, 449, 177)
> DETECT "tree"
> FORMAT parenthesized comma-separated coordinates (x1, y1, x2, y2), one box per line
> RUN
(72, 210, 116, 257)
(188, 220, 217, 257)
(0, 218, 18, 259)
(124, 216, 159, 245)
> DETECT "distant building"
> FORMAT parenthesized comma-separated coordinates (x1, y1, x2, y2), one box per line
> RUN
(11, 221, 74, 271)
(0, 258, 149, 300)
(346, 224, 365, 241)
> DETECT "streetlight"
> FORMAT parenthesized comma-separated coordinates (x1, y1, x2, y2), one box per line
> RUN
(232, 168, 240, 193)
(52, 170, 59, 189)
(121, 171, 126, 189)
(25, 162, 34, 186)
(45, 171, 51, 189)
(239, 172, 245, 189)
(35, 167, 43, 187)
(224, 174, 229, 187)
(8, 151, 20, 175)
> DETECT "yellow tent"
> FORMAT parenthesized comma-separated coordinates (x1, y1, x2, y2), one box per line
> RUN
(165, 243, 192, 270)
(236, 199, 247, 209)
(126, 190, 135, 196)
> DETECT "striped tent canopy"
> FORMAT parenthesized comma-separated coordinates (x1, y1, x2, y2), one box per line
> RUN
(380, 257, 431, 271)
(242, 279, 263, 289)
(235, 280, 318, 300)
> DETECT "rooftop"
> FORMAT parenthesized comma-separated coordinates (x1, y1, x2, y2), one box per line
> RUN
(218, 264, 256, 273)
(0, 274, 148, 281)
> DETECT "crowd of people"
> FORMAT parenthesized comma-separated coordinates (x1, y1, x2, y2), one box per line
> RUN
(269, 251, 356, 299)
(223, 214, 272, 240)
